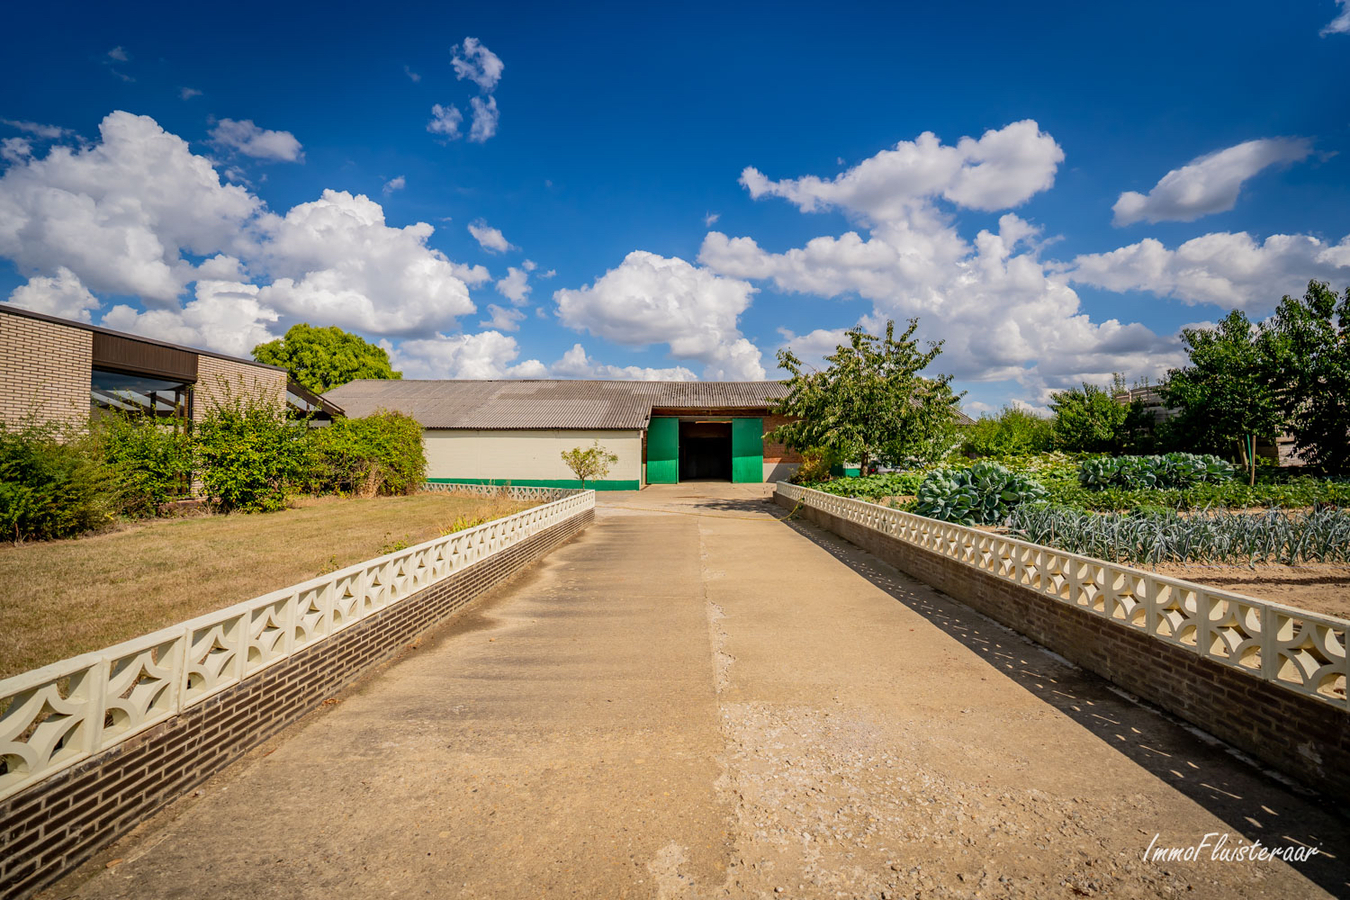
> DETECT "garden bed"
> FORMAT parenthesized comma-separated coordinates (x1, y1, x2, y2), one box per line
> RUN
(0, 490, 533, 679)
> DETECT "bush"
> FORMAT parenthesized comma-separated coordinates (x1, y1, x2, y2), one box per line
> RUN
(959, 406, 1054, 458)
(914, 460, 1047, 525)
(1009, 503, 1350, 566)
(308, 411, 426, 496)
(1049, 383, 1130, 453)
(1079, 453, 1234, 491)
(195, 389, 309, 513)
(0, 421, 111, 542)
(791, 447, 839, 485)
(93, 414, 193, 517)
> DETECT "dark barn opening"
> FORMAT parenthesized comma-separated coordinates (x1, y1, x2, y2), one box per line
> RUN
(679, 420, 732, 481)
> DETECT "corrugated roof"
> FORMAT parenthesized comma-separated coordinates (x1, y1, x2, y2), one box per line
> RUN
(322, 379, 791, 429)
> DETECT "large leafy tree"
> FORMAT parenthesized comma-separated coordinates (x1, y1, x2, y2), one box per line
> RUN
(252, 324, 401, 393)
(1048, 381, 1129, 453)
(1160, 310, 1285, 484)
(768, 319, 963, 472)
(1262, 280, 1350, 474)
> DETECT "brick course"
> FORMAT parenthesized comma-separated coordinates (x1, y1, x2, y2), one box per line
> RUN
(0, 508, 593, 900)
(192, 356, 287, 422)
(779, 495, 1350, 804)
(0, 313, 93, 431)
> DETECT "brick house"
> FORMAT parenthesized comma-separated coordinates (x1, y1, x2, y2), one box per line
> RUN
(0, 305, 304, 432)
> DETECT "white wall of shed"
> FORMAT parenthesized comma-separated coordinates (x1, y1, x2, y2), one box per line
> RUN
(423, 429, 643, 483)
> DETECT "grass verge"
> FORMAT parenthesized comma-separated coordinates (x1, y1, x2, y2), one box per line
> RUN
(0, 491, 533, 679)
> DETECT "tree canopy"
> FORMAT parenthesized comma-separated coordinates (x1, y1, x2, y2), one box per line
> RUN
(768, 319, 963, 471)
(252, 324, 401, 394)
(1263, 280, 1350, 474)
(1160, 309, 1284, 482)
(1048, 381, 1130, 453)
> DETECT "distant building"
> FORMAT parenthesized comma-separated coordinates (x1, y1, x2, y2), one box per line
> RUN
(324, 379, 801, 489)
(0, 306, 340, 431)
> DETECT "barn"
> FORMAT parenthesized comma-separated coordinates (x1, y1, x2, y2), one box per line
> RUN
(323, 379, 799, 489)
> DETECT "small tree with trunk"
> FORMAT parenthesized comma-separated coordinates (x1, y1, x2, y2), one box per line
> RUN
(768, 319, 963, 473)
(560, 440, 619, 487)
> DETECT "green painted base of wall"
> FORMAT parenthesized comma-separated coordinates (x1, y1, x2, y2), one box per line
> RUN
(428, 477, 640, 491)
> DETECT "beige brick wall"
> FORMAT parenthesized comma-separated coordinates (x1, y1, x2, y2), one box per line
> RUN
(192, 356, 287, 421)
(0, 313, 93, 432)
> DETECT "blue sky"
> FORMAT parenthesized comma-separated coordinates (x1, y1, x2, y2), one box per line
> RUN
(2, 0, 1348, 414)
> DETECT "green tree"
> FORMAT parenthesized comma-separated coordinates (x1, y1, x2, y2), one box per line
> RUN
(768, 319, 964, 472)
(1262, 280, 1350, 474)
(560, 440, 619, 487)
(252, 324, 401, 393)
(1049, 381, 1129, 453)
(1160, 310, 1284, 484)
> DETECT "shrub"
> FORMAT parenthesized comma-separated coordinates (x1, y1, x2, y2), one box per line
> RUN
(195, 388, 308, 513)
(309, 411, 426, 496)
(914, 460, 1047, 525)
(93, 413, 193, 517)
(959, 406, 1055, 458)
(1049, 383, 1130, 453)
(1009, 503, 1350, 566)
(0, 421, 111, 542)
(1079, 453, 1234, 491)
(791, 447, 838, 485)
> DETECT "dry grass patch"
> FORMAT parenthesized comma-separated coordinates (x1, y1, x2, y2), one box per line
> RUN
(0, 491, 533, 679)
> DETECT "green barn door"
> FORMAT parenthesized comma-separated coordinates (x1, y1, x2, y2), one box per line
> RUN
(731, 418, 763, 483)
(647, 417, 679, 483)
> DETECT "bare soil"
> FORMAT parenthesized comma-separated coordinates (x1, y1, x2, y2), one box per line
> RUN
(0, 491, 532, 678)
(1151, 562, 1350, 620)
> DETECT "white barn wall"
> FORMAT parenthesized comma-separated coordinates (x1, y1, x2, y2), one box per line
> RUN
(424, 428, 643, 488)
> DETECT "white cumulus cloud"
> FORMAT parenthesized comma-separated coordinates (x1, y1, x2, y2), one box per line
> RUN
(555, 250, 766, 380)
(468, 96, 499, 143)
(481, 303, 525, 331)
(0, 111, 259, 303)
(387, 330, 544, 379)
(495, 265, 531, 304)
(1069, 230, 1350, 311)
(382, 175, 406, 195)
(3, 267, 101, 322)
(468, 219, 513, 253)
(1112, 138, 1312, 226)
(2, 119, 72, 140)
(1322, 0, 1350, 35)
(100, 279, 281, 358)
(427, 104, 463, 140)
(209, 118, 304, 162)
(551, 344, 697, 381)
(741, 120, 1064, 223)
(253, 190, 477, 336)
(451, 37, 504, 92)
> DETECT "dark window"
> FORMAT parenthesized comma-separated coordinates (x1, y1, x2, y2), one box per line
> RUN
(90, 368, 191, 420)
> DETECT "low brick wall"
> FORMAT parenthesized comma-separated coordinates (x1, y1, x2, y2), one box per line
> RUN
(779, 494, 1350, 804)
(0, 509, 592, 900)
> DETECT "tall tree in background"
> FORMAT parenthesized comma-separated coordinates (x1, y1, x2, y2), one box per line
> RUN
(1262, 280, 1350, 474)
(769, 319, 963, 472)
(1161, 310, 1284, 484)
(252, 324, 401, 394)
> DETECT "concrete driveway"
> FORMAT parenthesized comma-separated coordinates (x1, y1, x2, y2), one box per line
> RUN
(45, 484, 1349, 899)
